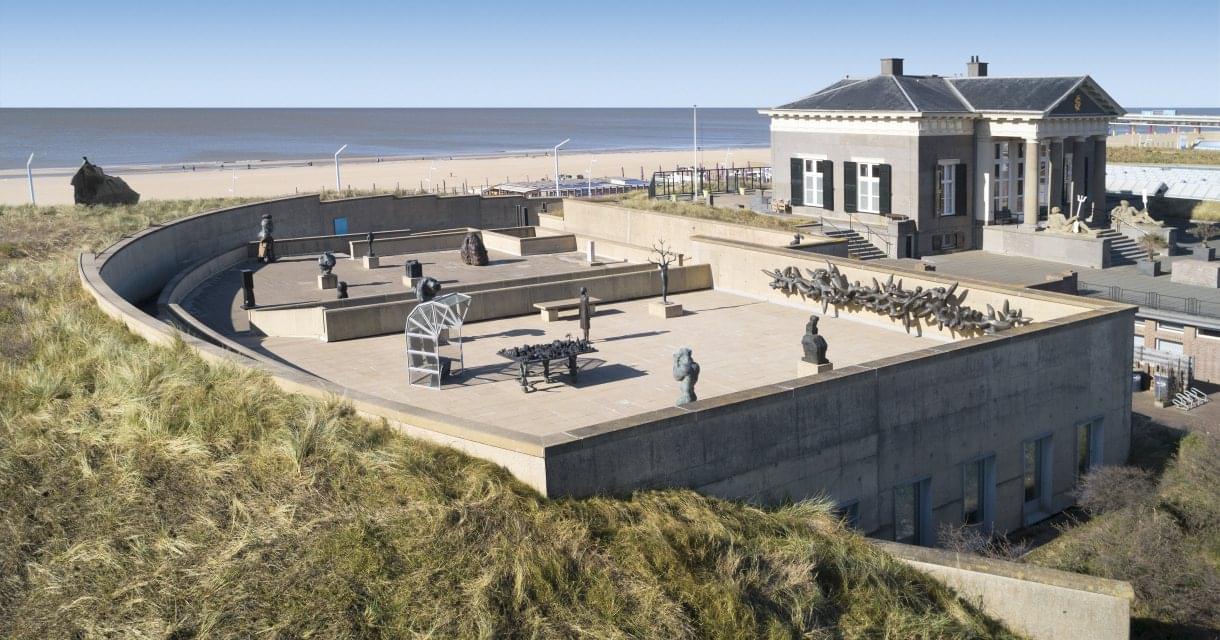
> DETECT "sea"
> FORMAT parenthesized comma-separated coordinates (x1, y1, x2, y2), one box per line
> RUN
(0, 108, 771, 171)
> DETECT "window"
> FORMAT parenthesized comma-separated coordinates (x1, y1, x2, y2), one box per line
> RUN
(1063, 152, 1074, 200)
(834, 500, 861, 529)
(936, 163, 955, 216)
(1200, 327, 1220, 340)
(804, 159, 824, 208)
(1133, 335, 1145, 349)
(1016, 143, 1026, 211)
(332, 217, 349, 235)
(931, 232, 961, 251)
(1157, 321, 1184, 334)
(1076, 419, 1103, 479)
(1133, 319, 1145, 331)
(1037, 143, 1050, 207)
(894, 478, 931, 545)
(963, 455, 995, 528)
(1023, 436, 1052, 524)
(1156, 338, 1183, 354)
(858, 163, 881, 213)
(993, 143, 1011, 214)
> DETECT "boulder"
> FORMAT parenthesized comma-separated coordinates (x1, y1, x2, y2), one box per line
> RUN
(71, 157, 140, 206)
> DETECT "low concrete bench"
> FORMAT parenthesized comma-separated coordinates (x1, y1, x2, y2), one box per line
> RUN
(534, 297, 601, 322)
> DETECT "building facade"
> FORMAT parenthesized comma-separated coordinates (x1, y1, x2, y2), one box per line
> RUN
(763, 57, 1124, 257)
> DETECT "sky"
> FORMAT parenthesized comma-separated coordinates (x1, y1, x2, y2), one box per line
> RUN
(1, 0, 1217, 108)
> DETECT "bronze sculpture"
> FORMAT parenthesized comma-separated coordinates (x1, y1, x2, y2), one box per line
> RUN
(257, 214, 276, 263)
(459, 232, 489, 266)
(70, 157, 139, 206)
(649, 239, 678, 303)
(317, 251, 336, 276)
(673, 347, 700, 406)
(801, 315, 829, 364)
(578, 286, 592, 341)
(415, 276, 441, 302)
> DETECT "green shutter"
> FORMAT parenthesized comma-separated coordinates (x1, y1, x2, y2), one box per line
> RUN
(843, 161, 857, 213)
(933, 164, 944, 216)
(790, 158, 804, 206)
(819, 160, 835, 211)
(879, 164, 892, 215)
(955, 163, 968, 217)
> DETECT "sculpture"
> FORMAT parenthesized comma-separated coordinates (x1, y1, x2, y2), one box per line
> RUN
(578, 286, 592, 342)
(801, 315, 829, 364)
(70, 157, 140, 206)
(763, 262, 1031, 337)
(459, 232, 489, 266)
(366, 231, 376, 257)
(673, 347, 700, 406)
(1045, 206, 1087, 235)
(336, 281, 349, 299)
(415, 276, 442, 302)
(649, 239, 679, 303)
(1110, 200, 1163, 228)
(317, 251, 336, 276)
(257, 214, 276, 263)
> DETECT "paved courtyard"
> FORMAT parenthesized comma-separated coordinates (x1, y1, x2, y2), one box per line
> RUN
(237, 289, 942, 436)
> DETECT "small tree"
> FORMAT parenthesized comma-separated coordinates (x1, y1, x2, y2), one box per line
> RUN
(649, 239, 679, 303)
(1138, 234, 1167, 261)
(1191, 221, 1219, 248)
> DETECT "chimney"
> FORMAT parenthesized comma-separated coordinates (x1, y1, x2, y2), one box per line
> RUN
(967, 55, 988, 77)
(880, 58, 904, 76)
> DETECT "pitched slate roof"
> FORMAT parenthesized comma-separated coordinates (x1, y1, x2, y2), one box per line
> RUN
(775, 74, 1123, 116)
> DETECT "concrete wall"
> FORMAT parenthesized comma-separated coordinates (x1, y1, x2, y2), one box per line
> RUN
(480, 227, 578, 256)
(877, 541, 1133, 640)
(542, 304, 1134, 540)
(772, 131, 920, 221)
(349, 229, 476, 259)
(983, 226, 1111, 269)
(247, 228, 414, 259)
(98, 193, 546, 305)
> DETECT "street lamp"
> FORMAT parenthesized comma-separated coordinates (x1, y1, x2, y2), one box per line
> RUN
(586, 157, 597, 197)
(553, 138, 570, 198)
(26, 153, 35, 206)
(334, 144, 348, 191)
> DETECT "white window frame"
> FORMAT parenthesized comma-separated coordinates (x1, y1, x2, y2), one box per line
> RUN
(993, 142, 1011, 214)
(1075, 419, 1104, 480)
(1156, 320, 1184, 334)
(937, 160, 956, 217)
(802, 158, 825, 208)
(857, 162, 881, 214)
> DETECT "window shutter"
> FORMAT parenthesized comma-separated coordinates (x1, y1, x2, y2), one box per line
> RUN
(843, 161, 857, 213)
(790, 158, 804, 206)
(818, 160, 835, 210)
(879, 164, 892, 215)
(933, 165, 944, 216)
(955, 163, 968, 217)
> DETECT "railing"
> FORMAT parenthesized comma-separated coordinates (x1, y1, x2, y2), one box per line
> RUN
(1133, 346, 1194, 378)
(648, 166, 772, 198)
(1112, 218, 1152, 242)
(818, 213, 892, 256)
(1079, 281, 1220, 319)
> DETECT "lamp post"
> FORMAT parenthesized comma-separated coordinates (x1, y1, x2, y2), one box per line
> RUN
(692, 104, 699, 198)
(334, 144, 348, 191)
(25, 152, 34, 204)
(586, 157, 598, 197)
(553, 138, 570, 198)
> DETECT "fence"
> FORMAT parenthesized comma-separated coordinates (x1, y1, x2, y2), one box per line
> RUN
(1079, 281, 1220, 319)
(649, 166, 772, 198)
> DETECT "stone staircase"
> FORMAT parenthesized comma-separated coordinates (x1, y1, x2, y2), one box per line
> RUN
(1096, 228, 1147, 265)
(821, 227, 888, 260)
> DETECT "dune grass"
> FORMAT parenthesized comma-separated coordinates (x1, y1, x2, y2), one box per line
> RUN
(0, 199, 1015, 638)
(1108, 147, 1220, 167)
(606, 190, 801, 231)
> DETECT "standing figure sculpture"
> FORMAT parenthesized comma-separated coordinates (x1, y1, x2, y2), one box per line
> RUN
(459, 232, 490, 266)
(672, 347, 700, 406)
(257, 214, 276, 263)
(649, 239, 679, 303)
(317, 251, 336, 276)
(801, 315, 829, 365)
(366, 231, 376, 257)
(578, 286, 592, 342)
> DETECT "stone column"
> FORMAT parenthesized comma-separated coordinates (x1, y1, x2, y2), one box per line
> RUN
(1071, 137, 1088, 214)
(974, 127, 993, 224)
(1022, 139, 1041, 228)
(1049, 138, 1065, 210)
(1090, 135, 1107, 216)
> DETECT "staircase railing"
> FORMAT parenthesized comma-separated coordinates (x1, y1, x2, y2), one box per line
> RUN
(818, 213, 892, 256)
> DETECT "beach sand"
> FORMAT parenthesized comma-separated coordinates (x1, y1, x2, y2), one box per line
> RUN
(0, 148, 770, 205)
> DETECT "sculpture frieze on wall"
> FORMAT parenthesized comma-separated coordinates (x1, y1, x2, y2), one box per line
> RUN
(762, 263, 1031, 337)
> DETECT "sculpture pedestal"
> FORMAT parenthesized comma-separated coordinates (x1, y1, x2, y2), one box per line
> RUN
(403, 275, 422, 289)
(797, 359, 833, 376)
(1171, 259, 1220, 288)
(649, 301, 683, 318)
(362, 255, 380, 269)
(318, 273, 338, 290)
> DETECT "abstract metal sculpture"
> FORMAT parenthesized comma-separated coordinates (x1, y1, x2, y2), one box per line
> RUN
(498, 337, 597, 391)
(415, 276, 441, 302)
(763, 262, 1030, 337)
(649, 239, 679, 303)
(673, 347, 700, 406)
(70, 157, 140, 206)
(801, 315, 829, 364)
(460, 232, 489, 266)
(406, 292, 472, 389)
(317, 251, 336, 276)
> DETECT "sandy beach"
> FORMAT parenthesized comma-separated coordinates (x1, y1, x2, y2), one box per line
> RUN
(0, 148, 770, 205)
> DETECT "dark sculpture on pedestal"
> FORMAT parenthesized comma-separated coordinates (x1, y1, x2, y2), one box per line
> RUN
(317, 251, 336, 276)
(240, 269, 256, 309)
(415, 276, 442, 302)
(649, 239, 678, 303)
(578, 286, 592, 342)
(404, 259, 423, 279)
(460, 232, 489, 266)
(257, 214, 276, 263)
(366, 231, 376, 257)
(763, 262, 1031, 337)
(801, 315, 829, 364)
(336, 281, 348, 299)
(70, 157, 140, 206)
(673, 347, 700, 406)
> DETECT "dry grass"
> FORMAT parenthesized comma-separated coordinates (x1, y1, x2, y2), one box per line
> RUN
(1108, 147, 1220, 167)
(607, 191, 801, 231)
(0, 199, 1016, 639)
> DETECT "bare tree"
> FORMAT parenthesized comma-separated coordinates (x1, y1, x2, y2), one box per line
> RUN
(649, 239, 679, 303)
(1190, 221, 1219, 248)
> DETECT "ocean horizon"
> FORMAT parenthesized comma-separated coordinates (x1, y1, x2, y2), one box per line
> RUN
(0, 108, 770, 171)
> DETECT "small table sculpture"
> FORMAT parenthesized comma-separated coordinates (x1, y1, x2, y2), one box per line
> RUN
(498, 338, 597, 392)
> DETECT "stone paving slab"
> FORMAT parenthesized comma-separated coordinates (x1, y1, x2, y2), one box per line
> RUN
(235, 289, 941, 437)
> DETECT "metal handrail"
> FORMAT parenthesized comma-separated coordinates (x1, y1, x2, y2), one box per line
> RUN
(818, 213, 892, 254)
(1080, 281, 1220, 319)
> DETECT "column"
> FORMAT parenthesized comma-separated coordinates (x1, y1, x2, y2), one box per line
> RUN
(1048, 138, 1065, 211)
(1071, 137, 1088, 215)
(1090, 136, 1107, 217)
(1022, 138, 1041, 228)
(974, 129, 993, 224)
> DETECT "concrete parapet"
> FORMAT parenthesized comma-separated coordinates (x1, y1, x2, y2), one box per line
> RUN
(982, 225, 1110, 269)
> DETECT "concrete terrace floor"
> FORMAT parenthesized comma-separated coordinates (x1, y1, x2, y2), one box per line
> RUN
(235, 289, 942, 437)
(185, 248, 618, 333)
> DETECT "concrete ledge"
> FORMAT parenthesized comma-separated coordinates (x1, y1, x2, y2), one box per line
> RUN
(982, 225, 1111, 269)
(876, 541, 1133, 640)
(481, 226, 578, 256)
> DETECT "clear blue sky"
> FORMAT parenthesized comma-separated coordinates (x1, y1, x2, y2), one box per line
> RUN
(1, 0, 1216, 108)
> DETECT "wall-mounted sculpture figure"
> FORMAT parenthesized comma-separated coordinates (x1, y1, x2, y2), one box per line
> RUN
(673, 347, 700, 406)
(763, 262, 1030, 337)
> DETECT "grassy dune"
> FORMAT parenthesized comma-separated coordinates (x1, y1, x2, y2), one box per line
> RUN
(605, 191, 801, 231)
(0, 200, 1014, 638)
